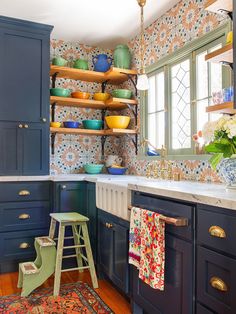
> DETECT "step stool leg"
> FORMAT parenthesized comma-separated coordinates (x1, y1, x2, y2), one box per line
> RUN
(53, 223, 65, 296)
(49, 218, 57, 240)
(72, 225, 83, 273)
(82, 223, 98, 289)
(17, 265, 23, 288)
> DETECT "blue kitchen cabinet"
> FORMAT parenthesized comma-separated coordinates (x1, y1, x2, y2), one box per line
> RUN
(98, 209, 130, 295)
(0, 16, 53, 175)
(131, 191, 194, 314)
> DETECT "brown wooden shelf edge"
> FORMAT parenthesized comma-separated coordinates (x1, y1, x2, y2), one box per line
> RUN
(50, 127, 138, 136)
(204, 0, 233, 15)
(205, 44, 233, 64)
(206, 101, 236, 114)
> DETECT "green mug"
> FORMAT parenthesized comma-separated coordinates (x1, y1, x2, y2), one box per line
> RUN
(74, 59, 89, 70)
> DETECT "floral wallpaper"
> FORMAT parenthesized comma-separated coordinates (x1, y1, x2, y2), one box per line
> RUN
(50, 0, 229, 183)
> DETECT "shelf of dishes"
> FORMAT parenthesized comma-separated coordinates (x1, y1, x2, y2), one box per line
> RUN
(205, 43, 233, 64)
(206, 86, 234, 113)
(204, 0, 232, 14)
(50, 127, 137, 136)
(50, 65, 137, 84)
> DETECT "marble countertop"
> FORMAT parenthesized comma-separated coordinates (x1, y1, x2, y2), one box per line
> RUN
(0, 174, 236, 210)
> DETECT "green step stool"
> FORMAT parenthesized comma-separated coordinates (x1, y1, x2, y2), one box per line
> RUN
(49, 212, 98, 296)
(17, 236, 57, 297)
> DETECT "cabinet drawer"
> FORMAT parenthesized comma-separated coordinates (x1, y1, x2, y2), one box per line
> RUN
(0, 201, 50, 232)
(132, 191, 194, 240)
(0, 182, 50, 202)
(0, 229, 48, 261)
(197, 246, 236, 314)
(197, 208, 236, 257)
(196, 303, 215, 314)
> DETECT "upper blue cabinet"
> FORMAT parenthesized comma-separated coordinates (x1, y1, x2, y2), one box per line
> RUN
(0, 16, 53, 175)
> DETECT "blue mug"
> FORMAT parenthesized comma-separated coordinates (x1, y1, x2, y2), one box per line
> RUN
(92, 54, 113, 72)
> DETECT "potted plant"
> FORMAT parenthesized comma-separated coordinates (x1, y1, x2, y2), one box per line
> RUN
(202, 115, 236, 187)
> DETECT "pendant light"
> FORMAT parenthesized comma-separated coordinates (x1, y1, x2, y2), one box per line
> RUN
(136, 0, 149, 90)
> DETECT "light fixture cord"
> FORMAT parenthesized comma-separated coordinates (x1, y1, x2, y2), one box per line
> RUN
(140, 5, 144, 73)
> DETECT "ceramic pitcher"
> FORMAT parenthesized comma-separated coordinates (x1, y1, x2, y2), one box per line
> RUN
(105, 155, 122, 167)
(92, 54, 112, 72)
(114, 44, 131, 69)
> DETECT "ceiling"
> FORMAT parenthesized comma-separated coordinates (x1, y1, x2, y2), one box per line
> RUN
(0, 0, 179, 48)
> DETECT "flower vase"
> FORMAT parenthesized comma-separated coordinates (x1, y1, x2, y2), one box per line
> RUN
(219, 156, 236, 188)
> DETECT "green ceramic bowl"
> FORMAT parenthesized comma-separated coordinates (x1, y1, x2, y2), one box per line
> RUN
(74, 59, 89, 70)
(52, 57, 67, 67)
(50, 88, 71, 97)
(112, 89, 132, 99)
(84, 164, 104, 174)
(82, 120, 103, 130)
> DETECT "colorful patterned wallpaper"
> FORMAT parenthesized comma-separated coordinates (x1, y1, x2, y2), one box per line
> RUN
(50, 0, 228, 183)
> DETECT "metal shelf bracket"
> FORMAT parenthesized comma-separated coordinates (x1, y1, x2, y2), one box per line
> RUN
(51, 133, 56, 155)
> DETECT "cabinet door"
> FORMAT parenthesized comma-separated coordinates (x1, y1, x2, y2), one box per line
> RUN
(86, 183, 97, 263)
(131, 234, 193, 314)
(111, 222, 129, 294)
(0, 122, 22, 175)
(54, 182, 87, 215)
(98, 214, 113, 277)
(22, 123, 49, 175)
(0, 27, 50, 123)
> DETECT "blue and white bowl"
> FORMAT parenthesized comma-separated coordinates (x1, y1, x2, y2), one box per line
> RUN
(219, 157, 236, 187)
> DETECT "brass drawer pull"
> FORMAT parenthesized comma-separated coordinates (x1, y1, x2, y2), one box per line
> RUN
(18, 190, 30, 196)
(106, 223, 113, 229)
(18, 213, 30, 220)
(210, 276, 228, 292)
(19, 242, 30, 249)
(209, 226, 226, 238)
(18, 124, 23, 128)
(24, 124, 29, 128)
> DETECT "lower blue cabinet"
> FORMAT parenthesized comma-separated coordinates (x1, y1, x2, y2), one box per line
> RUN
(131, 234, 193, 314)
(98, 210, 130, 295)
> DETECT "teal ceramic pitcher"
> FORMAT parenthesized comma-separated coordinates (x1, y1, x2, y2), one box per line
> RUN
(114, 44, 131, 69)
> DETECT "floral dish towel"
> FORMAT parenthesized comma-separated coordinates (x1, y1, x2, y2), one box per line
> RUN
(129, 207, 165, 290)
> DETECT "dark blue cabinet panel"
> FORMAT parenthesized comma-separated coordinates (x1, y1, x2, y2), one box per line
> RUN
(131, 234, 193, 314)
(98, 210, 130, 294)
(0, 16, 52, 175)
(196, 303, 215, 314)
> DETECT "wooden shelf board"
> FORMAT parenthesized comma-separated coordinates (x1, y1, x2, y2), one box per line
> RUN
(50, 65, 137, 84)
(205, 44, 233, 64)
(50, 96, 138, 111)
(206, 102, 236, 114)
(50, 96, 106, 109)
(50, 127, 137, 136)
(204, 0, 232, 14)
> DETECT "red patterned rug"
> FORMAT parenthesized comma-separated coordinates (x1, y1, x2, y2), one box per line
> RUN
(0, 282, 114, 313)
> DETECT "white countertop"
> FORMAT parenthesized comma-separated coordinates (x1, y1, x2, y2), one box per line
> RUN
(0, 174, 236, 210)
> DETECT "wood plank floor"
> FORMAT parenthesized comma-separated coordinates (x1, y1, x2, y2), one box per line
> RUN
(0, 270, 131, 314)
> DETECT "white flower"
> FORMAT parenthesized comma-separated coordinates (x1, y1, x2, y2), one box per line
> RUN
(225, 119, 236, 138)
(202, 121, 218, 143)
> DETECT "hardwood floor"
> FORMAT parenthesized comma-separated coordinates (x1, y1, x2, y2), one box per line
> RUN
(0, 270, 131, 314)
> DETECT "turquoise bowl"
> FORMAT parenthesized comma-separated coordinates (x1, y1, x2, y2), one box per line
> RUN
(84, 164, 103, 174)
(50, 88, 70, 97)
(112, 89, 132, 99)
(82, 120, 103, 130)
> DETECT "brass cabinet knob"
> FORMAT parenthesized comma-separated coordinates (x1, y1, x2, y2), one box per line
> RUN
(209, 226, 226, 238)
(24, 124, 29, 128)
(106, 223, 113, 229)
(18, 213, 30, 220)
(18, 124, 23, 128)
(210, 276, 228, 292)
(19, 242, 30, 249)
(41, 118, 47, 123)
(61, 185, 67, 190)
(18, 190, 30, 196)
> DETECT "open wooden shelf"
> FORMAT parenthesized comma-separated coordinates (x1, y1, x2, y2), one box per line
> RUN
(206, 101, 236, 114)
(205, 0, 232, 14)
(50, 127, 137, 136)
(50, 65, 137, 84)
(50, 96, 138, 111)
(205, 44, 233, 64)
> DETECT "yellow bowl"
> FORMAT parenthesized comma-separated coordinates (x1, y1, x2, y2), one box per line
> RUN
(71, 91, 90, 99)
(50, 122, 61, 128)
(105, 116, 130, 129)
(93, 92, 110, 101)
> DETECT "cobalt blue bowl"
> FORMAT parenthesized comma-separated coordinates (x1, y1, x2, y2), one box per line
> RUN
(147, 148, 160, 156)
(63, 121, 80, 128)
(107, 167, 127, 175)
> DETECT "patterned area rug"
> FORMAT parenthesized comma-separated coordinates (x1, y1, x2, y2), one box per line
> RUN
(0, 282, 114, 314)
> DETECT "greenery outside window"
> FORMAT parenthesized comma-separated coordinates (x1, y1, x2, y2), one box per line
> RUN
(141, 23, 231, 158)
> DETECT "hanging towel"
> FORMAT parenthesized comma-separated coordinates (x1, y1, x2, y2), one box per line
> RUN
(129, 207, 165, 290)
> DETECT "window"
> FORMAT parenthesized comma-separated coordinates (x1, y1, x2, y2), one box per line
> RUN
(143, 28, 231, 156)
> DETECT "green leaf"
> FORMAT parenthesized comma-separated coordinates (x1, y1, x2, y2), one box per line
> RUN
(209, 153, 224, 170)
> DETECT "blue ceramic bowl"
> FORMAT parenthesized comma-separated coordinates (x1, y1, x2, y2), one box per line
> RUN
(84, 164, 104, 174)
(107, 167, 127, 175)
(64, 121, 80, 128)
(82, 120, 103, 130)
(147, 148, 160, 156)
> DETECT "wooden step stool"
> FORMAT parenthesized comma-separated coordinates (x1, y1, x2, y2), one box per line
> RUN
(49, 212, 98, 296)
